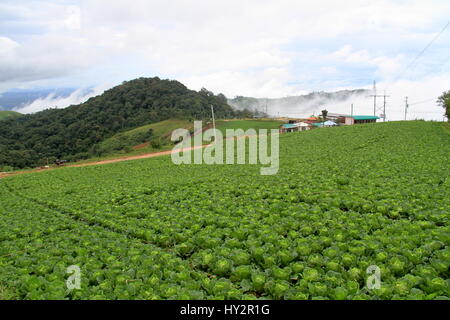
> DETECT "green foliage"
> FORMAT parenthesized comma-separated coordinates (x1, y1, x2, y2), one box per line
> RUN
(0, 77, 241, 168)
(437, 90, 450, 120)
(96, 119, 192, 155)
(0, 121, 448, 300)
(150, 139, 162, 149)
(321, 109, 328, 122)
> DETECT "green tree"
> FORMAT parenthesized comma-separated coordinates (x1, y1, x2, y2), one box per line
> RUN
(217, 93, 227, 104)
(437, 90, 450, 121)
(321, 109, 328, 122)
(0, 77, 243, 168)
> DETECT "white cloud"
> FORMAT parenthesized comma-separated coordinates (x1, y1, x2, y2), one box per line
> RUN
(14, 85, 107, 114)
(277, 74, 450, 121)
(182, 67, 297, 98)
(0, 0, 449, 119)
(0, 36, 19, 61)
(330, 45, 404, 78)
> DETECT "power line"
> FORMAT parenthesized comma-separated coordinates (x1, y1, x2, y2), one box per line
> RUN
(392, 22, 450, 84)
(210, 105, 216, 142)
(409, 98, 436, 106)
(381, 91, 389, 121)
(383, 21, 450, 94)
(368, 80, 385, 116)
(367, 81, 389, 119)
(406, 111, 443, 114)
(404, 96, 409, 121)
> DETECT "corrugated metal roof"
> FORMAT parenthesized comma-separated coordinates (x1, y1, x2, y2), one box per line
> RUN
(282, 124, 298, 128)
(351, 115, 380, 120)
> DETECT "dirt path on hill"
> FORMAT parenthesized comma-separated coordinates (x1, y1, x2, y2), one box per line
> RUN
(0, 144, 208, 178)
(71, 144, 208, 167)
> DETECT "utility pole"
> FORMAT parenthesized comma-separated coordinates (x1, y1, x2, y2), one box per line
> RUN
(404, 97, 408, 121)
(368, 80, 384, 116)
(265, 98, 268, 117)
(373, 81, 377, 116)
(381, 91, 389, 122)
(211, 105, 216, 142)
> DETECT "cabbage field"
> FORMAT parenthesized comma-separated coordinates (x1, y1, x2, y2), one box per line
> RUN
(0, 121, 449, 300)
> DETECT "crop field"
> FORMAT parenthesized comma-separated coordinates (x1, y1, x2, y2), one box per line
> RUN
(0, 121, 449, 300)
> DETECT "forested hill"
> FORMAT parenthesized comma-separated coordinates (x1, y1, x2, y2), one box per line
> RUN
(0, 77, 241, 169)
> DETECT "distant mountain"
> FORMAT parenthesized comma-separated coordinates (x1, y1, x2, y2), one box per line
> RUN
(228, 89, 370, 117)
(0, 77, 243, 169)
(0, 88, 77, 110)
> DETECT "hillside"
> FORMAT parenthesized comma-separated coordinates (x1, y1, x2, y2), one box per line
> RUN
(0, 121, 448, 299)
(96, 119, 194, 156)
(0, 111, 22, 121)
(0, 77, 246, 169)
(216, 119, 283, 135)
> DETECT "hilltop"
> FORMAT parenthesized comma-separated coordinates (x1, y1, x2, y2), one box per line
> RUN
(0, 77, 248, 169)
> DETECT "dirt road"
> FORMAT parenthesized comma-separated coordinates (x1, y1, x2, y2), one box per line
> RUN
(0, 144, 208, 178)
(0, 132, 276, 179)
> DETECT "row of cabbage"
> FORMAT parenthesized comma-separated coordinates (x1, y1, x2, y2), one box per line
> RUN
(0, 121, 448, 299)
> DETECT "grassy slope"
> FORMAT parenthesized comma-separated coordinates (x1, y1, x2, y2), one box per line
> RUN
(93, 119, 193, 157)
(75, 119, 283, 165)
(216, 119, 283, 135)
(0, 111, 21, 121)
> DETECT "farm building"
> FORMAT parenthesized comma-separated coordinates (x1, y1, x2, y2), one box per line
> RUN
(312, 120, 337, 128)
(325, 113, 380, 125)
(326, 113, 346, 121)
(279, 122, 312, 133)
(342, 115, 380, 125)
(305, 116, 320, 124)
(323, 120, 337, 127)
(296, 122, 312, 130)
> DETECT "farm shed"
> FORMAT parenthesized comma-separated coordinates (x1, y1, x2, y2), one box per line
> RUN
(280, 123, 298, 133)
(279, 122, 312, 133)
(323, 120, 337, 127)
(326, 113, 347, 121)
(296, 122, 312, 131)
(342, 115, 380, 125)
(305, 116, 319, 124)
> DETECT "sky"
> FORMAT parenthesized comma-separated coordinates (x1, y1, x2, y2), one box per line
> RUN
(0, 0, 449, 120)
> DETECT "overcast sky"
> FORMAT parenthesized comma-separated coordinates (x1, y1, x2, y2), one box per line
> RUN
(1, 0, 449, 119)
